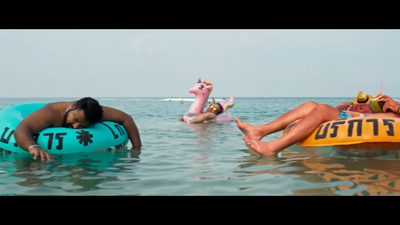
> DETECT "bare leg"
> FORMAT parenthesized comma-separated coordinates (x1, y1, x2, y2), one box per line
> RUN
(242, 104, 341, 155)
(235, 101, 319, 141)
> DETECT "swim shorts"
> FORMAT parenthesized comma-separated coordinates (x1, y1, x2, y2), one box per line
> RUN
(337, 110, 369, 120)
(337, 110, 353, 120)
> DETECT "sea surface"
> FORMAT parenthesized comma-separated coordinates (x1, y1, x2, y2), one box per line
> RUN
(1, 97, 400, 196)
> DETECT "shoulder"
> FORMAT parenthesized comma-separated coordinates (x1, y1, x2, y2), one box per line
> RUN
(28, 103, 59, 117)
(16, 103, 59, 129)
(100, 105, 130, 122)
(101, 105, 121, 114)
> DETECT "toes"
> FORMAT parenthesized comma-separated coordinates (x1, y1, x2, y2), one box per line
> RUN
(242, 135, 252, 144)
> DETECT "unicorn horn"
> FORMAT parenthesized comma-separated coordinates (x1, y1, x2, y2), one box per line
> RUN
(220, 95, 235, 113)
(197, 77, 202, 83)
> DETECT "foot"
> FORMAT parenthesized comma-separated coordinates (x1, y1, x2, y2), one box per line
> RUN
(234, 117, 265, 141)
(242, 135, 279, 155)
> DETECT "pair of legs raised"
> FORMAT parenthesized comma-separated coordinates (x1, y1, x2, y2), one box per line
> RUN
(234, 101, 344, 155)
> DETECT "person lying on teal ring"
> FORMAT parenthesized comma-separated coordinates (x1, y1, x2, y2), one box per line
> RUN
(14, 97, 142, 160)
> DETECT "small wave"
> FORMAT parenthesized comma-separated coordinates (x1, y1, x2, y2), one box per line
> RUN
(100, 98, 158, 101)
(120, 99, 151, 101)
(161, 98, 229, 102)
(213, 99, 228, 102)
(161, 98, 195, 101)
(99, 98, 118, 101)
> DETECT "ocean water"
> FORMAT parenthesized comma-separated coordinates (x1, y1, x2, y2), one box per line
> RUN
(1, 97, 400, 196)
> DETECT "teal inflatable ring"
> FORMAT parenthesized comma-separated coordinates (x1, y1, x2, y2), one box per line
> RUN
(0, 103, 129, 154)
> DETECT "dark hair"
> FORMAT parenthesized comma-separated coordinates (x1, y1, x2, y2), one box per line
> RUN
(76, 97, 103, 125)
(215, 103, 223, 115)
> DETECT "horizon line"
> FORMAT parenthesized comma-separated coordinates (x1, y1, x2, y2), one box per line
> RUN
(0, 96, 389, 98)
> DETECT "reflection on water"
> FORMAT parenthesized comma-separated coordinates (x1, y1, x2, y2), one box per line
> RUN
(235, 148, 400, 195)
(185, 123, 236, 147)
(3, 134, 400, 195)
(3, 144, 400, 195)
(186, 123, 233, 181)
(294, 143, 400, 160)
(0, 149, 141, 195)
(187, 123, 217, 147)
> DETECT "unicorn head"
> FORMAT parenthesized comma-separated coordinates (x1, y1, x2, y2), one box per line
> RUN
(219, 95, 235, 113)
(188, 78, 213, 114)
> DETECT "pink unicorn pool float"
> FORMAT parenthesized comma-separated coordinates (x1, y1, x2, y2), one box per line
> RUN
(183, 78, 234, 123)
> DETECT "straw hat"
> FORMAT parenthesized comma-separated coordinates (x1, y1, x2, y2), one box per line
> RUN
(373, 93, 382, 98)
(353, 91, 373, 104)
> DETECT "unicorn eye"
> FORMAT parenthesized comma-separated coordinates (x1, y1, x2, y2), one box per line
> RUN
(198, 85, 204, 90)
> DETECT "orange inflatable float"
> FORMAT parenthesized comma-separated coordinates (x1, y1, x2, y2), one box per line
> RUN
(283, 93, 400, 157)
(282, 117, 400, 147)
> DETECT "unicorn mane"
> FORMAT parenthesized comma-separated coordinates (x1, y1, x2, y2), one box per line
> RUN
(202, 80, 213, 110)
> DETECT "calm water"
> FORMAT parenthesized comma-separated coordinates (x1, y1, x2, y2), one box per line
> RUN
(1, 97, 400, 196)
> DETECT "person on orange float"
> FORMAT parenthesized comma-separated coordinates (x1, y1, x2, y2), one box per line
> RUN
(235, 94, 400, 156)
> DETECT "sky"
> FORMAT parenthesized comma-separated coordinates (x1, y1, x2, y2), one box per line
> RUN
(0, 29, 399, 98)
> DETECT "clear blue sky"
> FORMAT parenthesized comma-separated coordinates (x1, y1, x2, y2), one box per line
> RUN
(0, 29, 399, 98)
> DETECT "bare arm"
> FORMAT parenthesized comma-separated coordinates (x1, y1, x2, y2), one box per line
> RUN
(187, 113, 217, 124)
(178, 115, 184, 121)
(14, 107, 55, 160)
(101, 106, 142, 150)
(378, 95, 400, 115)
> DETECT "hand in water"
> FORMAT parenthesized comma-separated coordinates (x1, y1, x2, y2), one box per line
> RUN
(28, 146, 54, 160)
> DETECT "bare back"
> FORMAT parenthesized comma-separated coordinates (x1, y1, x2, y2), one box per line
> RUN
(13, 101, 73, 153)
(16, 102, 71, 133)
